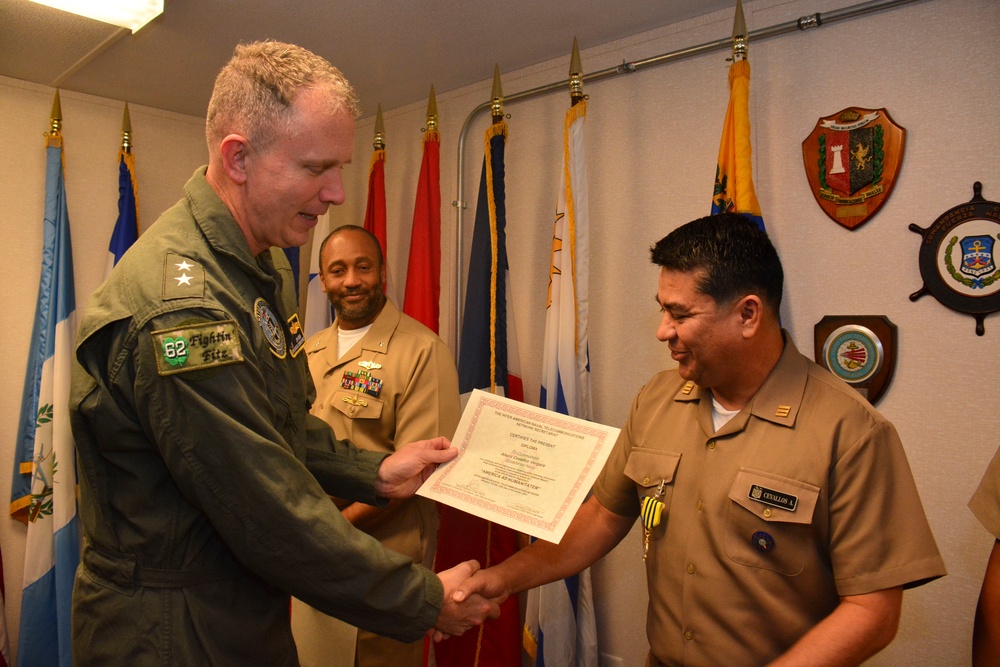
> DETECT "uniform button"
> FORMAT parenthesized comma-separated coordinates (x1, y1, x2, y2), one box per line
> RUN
(696, 500, 703, 512)
(686, 563, 695, 574)
(684, 630, 694, 641)
(763, 508, 772, 518)
(349, 407, 356, 415)
(707, 440, 716, 450)
(643, 476, 650, 485)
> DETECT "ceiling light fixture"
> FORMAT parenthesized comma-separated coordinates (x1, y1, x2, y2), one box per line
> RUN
(28, 0, 163, 33)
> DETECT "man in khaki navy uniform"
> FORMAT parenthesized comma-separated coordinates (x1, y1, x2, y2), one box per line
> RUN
(69, 41, 496, 667)
(453, 213, 946, 666)
(970, 446, 1000, 664)
(291, 225, 461, 667)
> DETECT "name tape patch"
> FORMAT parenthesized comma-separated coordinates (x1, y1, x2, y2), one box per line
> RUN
(748, 484, 798, 512)
(152, 320, 244, 376)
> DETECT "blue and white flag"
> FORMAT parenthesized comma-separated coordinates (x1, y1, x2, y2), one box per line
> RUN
(304, 212, 333, 338)
(104, 145, 139, 278)
(525, 100, 598, 667)
(11, 120, 81, 667)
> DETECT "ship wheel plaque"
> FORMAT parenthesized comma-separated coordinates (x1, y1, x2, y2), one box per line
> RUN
(909, 182, 1000, 336)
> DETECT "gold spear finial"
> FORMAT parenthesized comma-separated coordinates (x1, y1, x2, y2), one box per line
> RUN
(425, 85, 438, 133)
(121, 102, 133, 153)
(490, 65, 504, 124)
(49, 90, 62, 135)
(373, 103, 385, 150)
(569, 37, 584, 105)
(732, 0, 748, 60)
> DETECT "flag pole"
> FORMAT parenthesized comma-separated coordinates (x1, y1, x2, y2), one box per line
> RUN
(425, 85, 438, 133)
(490, 65, 504, 125)
(48, 90, 62, 147)
(733, 0, 748, 60)
(373, 103, 385, 151)
(569, 36, 584, 107)
(121, 102, 132, 153)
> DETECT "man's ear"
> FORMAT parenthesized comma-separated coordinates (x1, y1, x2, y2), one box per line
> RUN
(218, 134, 250, 185)
(738, 294, 764, 338)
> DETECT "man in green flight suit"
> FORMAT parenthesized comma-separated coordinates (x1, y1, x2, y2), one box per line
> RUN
(69, 40, 496, 666)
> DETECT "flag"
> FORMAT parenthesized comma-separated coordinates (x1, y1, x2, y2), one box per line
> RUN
(524, 100, 598, 667)
(402, 127, 442, 333)
(282, 246, 301, 302)
(11, 120, 81, 667)
(710, 58, 765, 231)
(104, 145, 139, 278)
(363, 147, 390, 294)
(435, 121, 521, 667)
(304, 212, 333, 338)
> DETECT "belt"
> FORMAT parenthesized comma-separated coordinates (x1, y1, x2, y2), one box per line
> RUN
(83, 543, 238, 590)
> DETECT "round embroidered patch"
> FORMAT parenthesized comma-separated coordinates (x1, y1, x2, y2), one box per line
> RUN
(254, 298, 286, 358)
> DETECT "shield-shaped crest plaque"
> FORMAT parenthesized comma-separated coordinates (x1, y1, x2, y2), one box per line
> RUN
(801, 107, 906, 230)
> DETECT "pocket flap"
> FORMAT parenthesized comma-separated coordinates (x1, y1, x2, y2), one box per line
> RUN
(624, 448, 682, 489)
(729, 468, 819, 525)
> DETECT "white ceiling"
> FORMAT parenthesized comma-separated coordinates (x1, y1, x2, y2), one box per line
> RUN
(0, 0, 735, 120)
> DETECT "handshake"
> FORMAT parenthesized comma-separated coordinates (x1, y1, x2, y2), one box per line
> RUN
(431, 559, 506, 641)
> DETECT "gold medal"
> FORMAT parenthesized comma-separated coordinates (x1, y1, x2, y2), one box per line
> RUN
(641, 482, 666, 562)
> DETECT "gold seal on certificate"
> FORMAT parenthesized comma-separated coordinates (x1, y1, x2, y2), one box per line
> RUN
(417, 389, 620, 544)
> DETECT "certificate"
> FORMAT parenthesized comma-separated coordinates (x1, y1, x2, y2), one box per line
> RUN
(417, 389, 620, 543)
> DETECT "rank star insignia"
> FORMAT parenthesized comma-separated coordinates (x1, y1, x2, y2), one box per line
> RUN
(163, 253, 204, 300)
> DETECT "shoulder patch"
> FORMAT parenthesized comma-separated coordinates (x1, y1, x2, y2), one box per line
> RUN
(151, 320, 243, 376)
(163, 253, 205, 300)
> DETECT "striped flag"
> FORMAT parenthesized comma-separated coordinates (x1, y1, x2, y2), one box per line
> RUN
(710, 57, 764, 231)
(303, 212, 333, 338)
(104, 110, 139, 279)
(11, 112, 81, 667)
(524, 99, 598, 667)
(402, 126, 442, 333)
(435, 121, 521, 667)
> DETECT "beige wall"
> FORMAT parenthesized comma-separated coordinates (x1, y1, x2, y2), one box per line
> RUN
(2, 0, 998, 663)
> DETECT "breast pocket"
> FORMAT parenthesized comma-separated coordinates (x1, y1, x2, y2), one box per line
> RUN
(725, 468, 820, 576)
(330, 389, 384, 421)
(623, 448, 682, 542)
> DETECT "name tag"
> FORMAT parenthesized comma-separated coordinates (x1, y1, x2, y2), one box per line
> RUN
(748, 484, 798, 512)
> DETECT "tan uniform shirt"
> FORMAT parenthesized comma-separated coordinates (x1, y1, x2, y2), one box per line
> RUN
(971, 446, 1000, 539)
(594, 336, 945, 666)
(294, 299, 460, 667)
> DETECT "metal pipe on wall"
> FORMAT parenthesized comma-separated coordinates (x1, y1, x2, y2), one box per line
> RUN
(452, 0, 920, 356)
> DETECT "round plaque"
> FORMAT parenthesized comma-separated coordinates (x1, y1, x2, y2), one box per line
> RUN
(909, 182, 1000, 335)
(822, 325, 883, 385)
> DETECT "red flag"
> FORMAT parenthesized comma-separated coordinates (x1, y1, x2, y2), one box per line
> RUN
(402, 129, 441, 333)
(363, 148, 388, 292)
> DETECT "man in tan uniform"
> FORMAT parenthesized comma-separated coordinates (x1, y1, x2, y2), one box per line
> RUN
(293, 225, 461, 666)
(970, 446, 1000, 665)
(454, 213, 946, 665)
